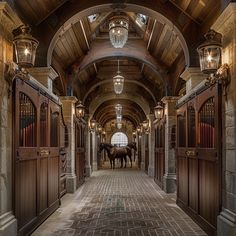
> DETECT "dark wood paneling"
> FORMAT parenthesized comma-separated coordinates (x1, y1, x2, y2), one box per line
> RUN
(39, 157, 48, 213)
(188, 158, 198, 212)
(75, 122, 86, 188)
(154, 124, 165, 189)
(48, 155, 59, 206)
(176, 84, 221, 236)
(17, 160, 37, 229)
(14, 79, 62, 236)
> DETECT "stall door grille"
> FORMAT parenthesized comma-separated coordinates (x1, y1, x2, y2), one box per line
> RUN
(75, 122, 86, 188)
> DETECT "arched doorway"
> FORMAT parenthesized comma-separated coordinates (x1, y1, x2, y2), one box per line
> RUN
(111, 132, 128, 147)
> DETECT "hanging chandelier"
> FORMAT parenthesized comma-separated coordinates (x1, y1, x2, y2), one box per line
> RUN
(117, 122, 122, 129)
(115, 104, 122, 115)
(113, 60, 124, 94)
(109, 16, 129, 48)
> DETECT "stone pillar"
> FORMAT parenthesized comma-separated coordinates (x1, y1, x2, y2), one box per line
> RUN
(84, 115, 91, 177)
(148, 114, 155, 177)
(212, 4, 236, 235)
(181, 67, 207, 94)
(141, 134, 146, 171)
(0, 3, 22, 236)
(162, 96, 178, 193)
(28, 67, 58, 93)
(92, 131, 98, 171)
(60, 96, 77, 193)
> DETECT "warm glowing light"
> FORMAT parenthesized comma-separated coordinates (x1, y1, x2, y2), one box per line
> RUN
(109, 16, 129, 48)
(24, 48, 30, 55)
(207, 54, 212, 62)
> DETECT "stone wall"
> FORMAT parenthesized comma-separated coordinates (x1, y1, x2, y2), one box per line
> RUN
(212, 3, 236, 235)
(0, 3, 22, 235)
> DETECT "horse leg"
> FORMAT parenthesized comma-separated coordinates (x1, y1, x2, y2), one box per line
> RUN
(110, 159, 112, 169)
(129, 155, 132, 168)
(113, 159, 115, 169)
(124, 156, 127, 168)
(120, 157, 123, 168)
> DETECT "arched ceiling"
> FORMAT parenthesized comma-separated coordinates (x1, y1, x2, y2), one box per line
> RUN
(11, 0, 227, 129)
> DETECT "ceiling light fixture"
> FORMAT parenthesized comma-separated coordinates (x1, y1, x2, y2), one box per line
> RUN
(109, 16, 129, 48)
(113, 60, 124, 94)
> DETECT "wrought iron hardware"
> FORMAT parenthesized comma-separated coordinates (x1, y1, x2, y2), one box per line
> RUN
(40, 150, 50, 156)
(185, 150, 197, 157)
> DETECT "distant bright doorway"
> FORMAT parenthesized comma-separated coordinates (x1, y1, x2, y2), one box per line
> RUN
(111, 132, 128, 146)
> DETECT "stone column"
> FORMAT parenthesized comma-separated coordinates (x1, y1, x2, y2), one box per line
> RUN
(162, 96, 178, 193)
(212, 4, 236, 235)
(60, 96, 77, 193)
(28, 67, 58, 93)
(92, 131, 98, 171)
(140, 134, 146, 171)
(84, 122, 91, 177)
(148, 114, 155, 177)
(0, 3, 21, 236)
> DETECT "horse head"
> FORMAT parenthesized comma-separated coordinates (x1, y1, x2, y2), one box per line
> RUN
(99, 143, 113, 153)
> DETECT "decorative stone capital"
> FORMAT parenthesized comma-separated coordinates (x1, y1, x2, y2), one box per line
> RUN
(60, 96, 78, 122)
(60, 96, 78, 103)
(28, 67, 58, 80)
(161, 96, 179, 104)
(212, 3, 236, 37)
(0, 2, 22, 38)
(161, 96, 178, 117)
(147, 113, 155, 122)
(28, 67, 58, 92)
(180, 67, 207, 95)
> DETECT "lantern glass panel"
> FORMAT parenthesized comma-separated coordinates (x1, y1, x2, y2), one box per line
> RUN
(113, 74, 124, 94)
(154, 103, 164, 120)
(198, 46, 221, 74)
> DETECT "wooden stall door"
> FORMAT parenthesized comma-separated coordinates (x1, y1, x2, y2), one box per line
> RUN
(154, 124, 165, 188)
(145, 133, 149, 173)
(138, 136, 141, 169)
(14, 79, 61, 236)
(176, 84, 221, 236)
(75, 121, 86, 188)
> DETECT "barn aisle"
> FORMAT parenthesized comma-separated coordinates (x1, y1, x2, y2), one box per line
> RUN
(32, 169, 206, 236)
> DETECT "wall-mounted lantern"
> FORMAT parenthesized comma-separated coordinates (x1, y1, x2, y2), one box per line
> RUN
(197, 29, 229, 86)
(89, 119, 96, 132)
(142, 120, 149, 133)
(154, 102, 164, 120)
(97, 125, 103, 134)
(132, 131, 136, 139)
(13, 25, 39, 68)
(137, 126, 141, 136)
(4, 25, 39, 96)
(75, 101, 85, 119)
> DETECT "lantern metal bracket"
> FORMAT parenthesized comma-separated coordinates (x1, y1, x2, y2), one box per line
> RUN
(205, 63, 230, 88)
(4, 62, 30, 97)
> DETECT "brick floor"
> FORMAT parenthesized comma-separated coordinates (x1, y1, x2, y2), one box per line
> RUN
(32, 169, 207, 236)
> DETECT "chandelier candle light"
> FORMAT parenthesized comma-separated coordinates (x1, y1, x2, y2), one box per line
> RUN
(109, 16, 129, 48)
(113, 60, 124, 94)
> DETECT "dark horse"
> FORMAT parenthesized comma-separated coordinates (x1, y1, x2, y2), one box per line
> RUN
(99, 143, 132, 169)
(127, 142, 137, 162)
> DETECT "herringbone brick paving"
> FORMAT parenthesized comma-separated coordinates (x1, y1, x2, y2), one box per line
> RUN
(32, 169, 207, 236)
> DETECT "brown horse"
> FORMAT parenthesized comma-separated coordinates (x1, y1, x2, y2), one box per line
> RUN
(99, 143, 131, 169)
(127, 142, 137, 163)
